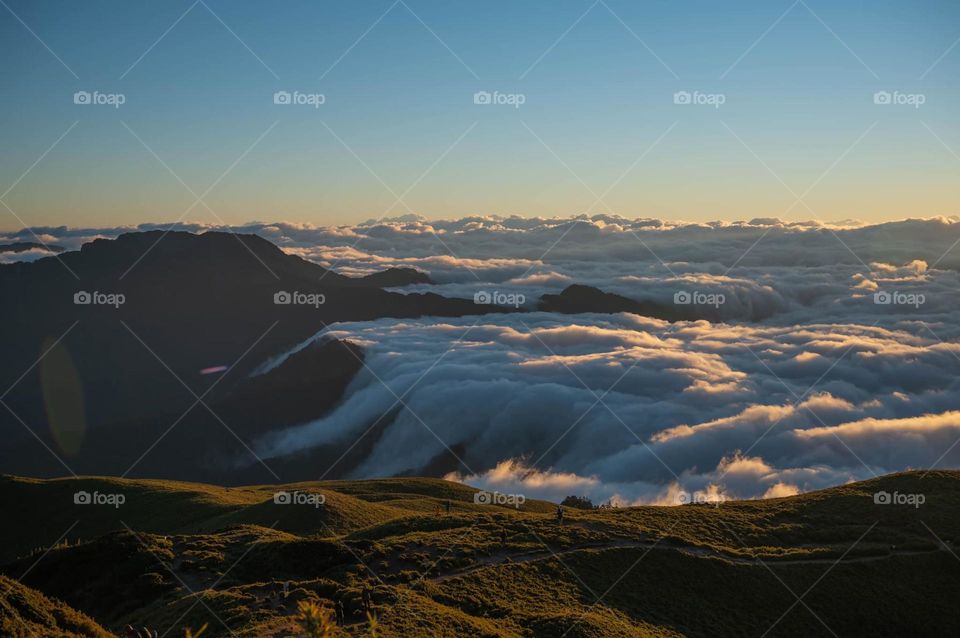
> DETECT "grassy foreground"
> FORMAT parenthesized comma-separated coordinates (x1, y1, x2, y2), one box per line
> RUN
(1, 471, 958, 637)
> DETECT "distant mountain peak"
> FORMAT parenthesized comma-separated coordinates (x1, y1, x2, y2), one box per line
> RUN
(0, 241, 64, 254)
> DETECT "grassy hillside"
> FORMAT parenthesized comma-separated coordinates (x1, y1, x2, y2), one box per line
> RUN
(0, 574, 113, 638)
(0, 474, 552, 564)
(2, 471, 958, 637)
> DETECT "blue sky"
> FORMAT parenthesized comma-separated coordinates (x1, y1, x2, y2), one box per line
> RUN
(1, 0, 958, 228)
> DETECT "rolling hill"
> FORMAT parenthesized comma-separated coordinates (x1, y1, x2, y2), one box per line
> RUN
(0, 574, 111, 638)
(1, 470, 958, 637)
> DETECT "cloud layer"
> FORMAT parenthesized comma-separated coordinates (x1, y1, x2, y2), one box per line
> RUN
(253, 312, 960, 505)
(9, 215, 960, 324)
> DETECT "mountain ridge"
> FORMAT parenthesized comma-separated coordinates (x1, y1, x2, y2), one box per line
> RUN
(0, 231, 492, 485)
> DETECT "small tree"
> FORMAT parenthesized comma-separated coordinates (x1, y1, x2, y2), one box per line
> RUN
(561, 495, 594, 510)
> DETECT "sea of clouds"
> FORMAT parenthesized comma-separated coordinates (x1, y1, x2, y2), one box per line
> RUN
(7, 214, 960, 503)
(6, 214, 960, 324)
(253, 312, 960, 505)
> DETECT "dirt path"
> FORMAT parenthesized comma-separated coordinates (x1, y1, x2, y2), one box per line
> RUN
(431, 538, 945, 583)
(167, 538, 209, 593)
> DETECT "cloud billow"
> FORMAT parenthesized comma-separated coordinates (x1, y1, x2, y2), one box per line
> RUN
(254, 311, 960, 505)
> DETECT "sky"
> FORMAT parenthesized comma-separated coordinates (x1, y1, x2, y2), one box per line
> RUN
(1, 0, 959, 230)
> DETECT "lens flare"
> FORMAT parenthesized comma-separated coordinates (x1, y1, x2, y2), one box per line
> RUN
(39, 336, 86, 456)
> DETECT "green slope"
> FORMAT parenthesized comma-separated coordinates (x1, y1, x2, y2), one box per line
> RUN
(2, 471, 958, 637)
(0, 574, 114, 638)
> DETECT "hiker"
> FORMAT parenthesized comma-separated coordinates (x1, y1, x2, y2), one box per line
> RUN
(500, 529, 507, 546)
(361, 585, 373, 613)
(445, 499, 451, 514)
(556, 505, 564, 525)
(282, 580, 290, 598)
(267, 583, 282, 610)
(335, 598, 346, 626)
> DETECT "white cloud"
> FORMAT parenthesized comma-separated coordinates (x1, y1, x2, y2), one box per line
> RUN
(252, 311, 960, 502)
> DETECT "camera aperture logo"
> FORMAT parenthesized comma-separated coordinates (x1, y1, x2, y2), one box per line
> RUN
(74, 290, 125, 308)
(873, 490, 924, 508)
(274, 291, 326, 308)
(273, 490, 325, 508)
(74, 490, 125, 508)
(473, 90, 525, 109)
(873, 91, 925, 108)
(673, 90, 725, 109)
(473, 490, 525, 508)
(73, 90, 126, 108)
(273, 90, 326, 108)
(873, 290, 925, 308)
(674, 290, 725, 308)
(474, 290, 525, 308)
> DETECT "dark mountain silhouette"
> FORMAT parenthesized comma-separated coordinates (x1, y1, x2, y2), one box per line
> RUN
(0, 231, 495, 483)
(538, 284, 697, 321)
(357, 266, 432, 287)
(0, 241, 64, 253)
(13, 336, 368, 484)
(222, 337, 365, 432)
